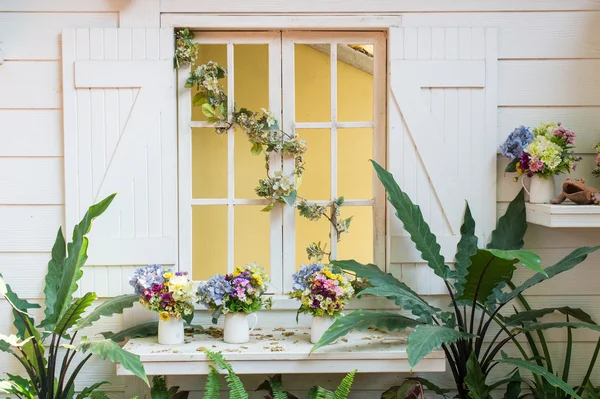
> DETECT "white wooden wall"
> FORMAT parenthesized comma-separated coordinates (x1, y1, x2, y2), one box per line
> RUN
(1, 0, 600, 397)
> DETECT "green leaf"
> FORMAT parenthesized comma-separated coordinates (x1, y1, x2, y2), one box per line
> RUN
(250, 142, 263, 156)
(311, 310, 420, 353)
(281, 190, 297, 207)
(498, 246, 600, 305)
(100, 321, 158, 343)
(452, 203, 478, 297)
(261, 203, 275, 212)
(2, 282, 40, 339)
(204, 350, 248, 399)
(505, 158, 519, 173)
(75, 382, 110, 399)
(485, 249, 544, 275)
(56, 292, 97, 335)
(458, 249, 518, 304)
(406, 378, 449, 397)
(371, 160, 450, 281)
(504, 307, 595, 326)
(203, 366, 222, 399)
(78, 338, 148, 385)
(514, 322, 600, 334)
(88, 392, 110, 399)
(357, 285, 441, 324)
(40, 194, 116, 331)
(332, 260, 399, 287)
(499, 352, 581, 399)
(407, 325, 474, 368)
(464, 352, 492, 399)
(75, 294, 138, 330)
(333, 370, 356, 399)
(192, 92, 206, 106)
(0, 374, 36, 399)
(487, 189, 527, 250)
(201, 104, 216, 118)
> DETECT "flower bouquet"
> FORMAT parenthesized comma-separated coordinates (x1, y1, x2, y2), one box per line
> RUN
(290, 263, 354, 343)
(129, 264, 196, 344)
(501, 122, 581, 203)
(197, 263, 270, 343)
(593, 142, 600, 179)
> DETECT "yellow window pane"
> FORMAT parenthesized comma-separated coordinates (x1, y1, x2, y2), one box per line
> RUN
(192, 205, 227, 280)
(337, 206, 374, 264)
(296, 129, 330, 200)
(295, 208, 331, 268)
(192, 44, 227, 122)
(234, 130, 267, 198)
(337, 44, 374, 122)
(234, 205, 270, 274)
(295, 44, 330, 123)
(338, 128, 373, 199)
(234, 44, 269, 111)
(192, 128, 227, 198)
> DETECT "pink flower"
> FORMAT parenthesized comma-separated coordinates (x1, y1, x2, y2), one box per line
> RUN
(529, 160, 544, 172)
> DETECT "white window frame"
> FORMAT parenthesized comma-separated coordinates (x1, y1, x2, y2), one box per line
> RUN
(168, 15, 398, 301)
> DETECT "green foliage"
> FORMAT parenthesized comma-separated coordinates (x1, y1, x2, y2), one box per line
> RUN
(150, 376, 189, 399)
(314, 160, 600, 399)
(0, 194, 151, 399)
(255, 374, 297, 399)
(204, 350, 249, 399)
(306, 370, 357, 399)
(202, 366, 221, 399)
(100, 321, 159, 343)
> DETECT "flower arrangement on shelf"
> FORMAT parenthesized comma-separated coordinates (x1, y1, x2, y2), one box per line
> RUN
(593, 141, 600, 178)
(129, 264, 196, 322)
(502, 122, 581, 181)
(197, 263, 271, 323)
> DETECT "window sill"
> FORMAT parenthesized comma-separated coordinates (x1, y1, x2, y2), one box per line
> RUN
(118, 327, 445, 375)
(526, 203, 600, 228)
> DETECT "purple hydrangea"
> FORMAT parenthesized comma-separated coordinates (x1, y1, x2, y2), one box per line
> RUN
(129, 264, 166, 297)
(292, 263, 324, 291)
(197, 274, 232, 308)
(501, 126, 534, 160)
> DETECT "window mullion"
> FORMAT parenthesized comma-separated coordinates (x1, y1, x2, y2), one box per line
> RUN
(330, 43, 339, 259)
(227, 42, 235, 274)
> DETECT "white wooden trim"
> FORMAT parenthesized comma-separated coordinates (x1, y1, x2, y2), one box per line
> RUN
(329, 43, 339, 258)
(226, 42, 235, 274)
(161, 14, 402, 29)
(191, 31, 281, 43)
(159, 0, 600, 13)
(178, 64, 193, 275)
(394, 60, 486, 87)
(526, 204, 600, 228)
(119, 0, 160, 28)
(0, 0, 120, 11)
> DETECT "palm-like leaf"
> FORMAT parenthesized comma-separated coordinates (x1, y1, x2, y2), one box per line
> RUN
(515, 322, 600, 334)
(40, 194, 116, 330)
(371, 160, 450, 281)
(503, 307, 595, 325)
(78, 338, 148, 385)
(55, 293, 97, 335)
(458, 250, 517, 304)
(407, 325, 474, 367)
(100, 321, 158, 343)
(464, 352, 491, 399)
(487, 189, 527, 250)
(452, 203, 478, 297)
(311, 310, 420, 353)
(75, 294, 138, 330)
(75, 382, 109, 399)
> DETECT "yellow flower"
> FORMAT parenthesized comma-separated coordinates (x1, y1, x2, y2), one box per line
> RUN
(515, 161, 523, 176)
(159, 312, 171, 321)
(233, 266, 243, 277)
(163, 272, 173, 279)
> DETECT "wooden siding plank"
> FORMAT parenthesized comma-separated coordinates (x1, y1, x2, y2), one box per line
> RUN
(0, 110, 62, 156)
(0, 13, 118, 60)
(0, 206, 63, 252)
(0, 254, 49, 298)
(0, 158, 63, 205)
(0, 0, 121, 11)
(0, 62, 61, 109)
(403, 12, 600, 59)
(499, 60, 600, 106)
(160, 0, 600, 13)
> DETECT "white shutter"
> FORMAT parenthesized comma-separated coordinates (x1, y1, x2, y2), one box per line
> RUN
(388, 27, 498, 294)
(62, 28, 177, 267)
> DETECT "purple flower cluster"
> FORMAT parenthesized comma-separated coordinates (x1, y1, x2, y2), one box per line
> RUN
(226, 270, 256, 302)
(500, 126, 533, 160)
(292, 263, 324, 291)
(553, 123, 576, 145)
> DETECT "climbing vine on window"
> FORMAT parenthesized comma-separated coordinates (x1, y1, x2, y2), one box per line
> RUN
(174, 29, 353, 262)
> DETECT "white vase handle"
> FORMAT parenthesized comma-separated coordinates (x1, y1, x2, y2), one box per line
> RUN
(521, 176, 531, 197)
(248, 313, 258, 333)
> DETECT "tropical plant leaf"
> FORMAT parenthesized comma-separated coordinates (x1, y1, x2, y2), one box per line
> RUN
(0, 373, 36, 399)
(333, 370, 356, 399)
(452, 203, 478, 297)
(514, 322, 600, 334)
(282, 190, 297, 207)
(499, 352, 581, 399)
(465, 352, 491, 399)
(56, 292, 97, 335)
(311, 310, 420, 353)
(503, 371, 521, 399)
(75, 382, 110, 399)
(100, 321, 159, 343)
(487, 189, 527, 250)
(458, 249, 518, 304)
(357, 285, 441, 323)
(485, 249, 543, 275)
(203, 366, 221, 399)
(503, 307, 595, 326)
(1, 282, 40, 339)
(78, 338, 148, 385)
(407, 325, 474, 368)
(371, 160, 450, 280)
(406, 377, 449, 397)
(40, 194, 116, 331)
(332, 260, 400, 287)
(76, 294, 138, 330)
(498, 246, 600, 304)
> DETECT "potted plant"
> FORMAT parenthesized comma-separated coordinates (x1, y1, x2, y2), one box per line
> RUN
(289, 263, 354, 343)
(129, 266, 196, 345)
(501, 122, 581, 203)
(197, 263, 270, 344)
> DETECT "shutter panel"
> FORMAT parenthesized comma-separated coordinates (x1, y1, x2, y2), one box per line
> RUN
(388, 27, 498, 294)
(62, 28, 177, 267)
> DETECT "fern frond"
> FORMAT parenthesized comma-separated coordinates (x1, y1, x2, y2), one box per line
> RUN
(268, 376, 288, 399)
(307, 386, 334, 399)
(204, 350, 248, 399)
(202, 366, 221, 399)
(332, 370, 356, 399)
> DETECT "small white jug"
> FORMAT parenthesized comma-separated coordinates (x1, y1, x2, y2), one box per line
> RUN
(310, 315, 335, 344)
(158, 317, 184, 345)
(223, 312, 258, 344)
(523, 175, 556, 204)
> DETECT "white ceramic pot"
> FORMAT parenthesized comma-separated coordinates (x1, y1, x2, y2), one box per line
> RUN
(311, 316, 335, 344)
(223, 312, 258, 344)
(158, 317, 184, 345)
(525, 175, 556, 204)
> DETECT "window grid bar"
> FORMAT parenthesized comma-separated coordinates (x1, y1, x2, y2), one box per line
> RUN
(329, 43, 339, 259)
(227, 42, 235, 274)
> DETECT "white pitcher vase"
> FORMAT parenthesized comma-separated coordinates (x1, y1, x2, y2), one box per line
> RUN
(223, 312, 258, 344)
(311, 315, 336, 344)
(524, 175, 556, 204)
(158, 317, 184, 345)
